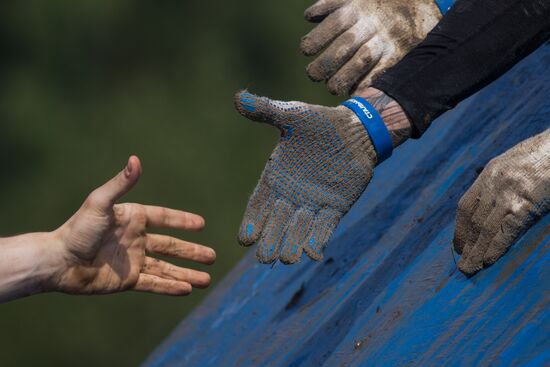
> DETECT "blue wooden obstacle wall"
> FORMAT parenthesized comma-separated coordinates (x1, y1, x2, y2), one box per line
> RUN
(145, 43, 550, 367)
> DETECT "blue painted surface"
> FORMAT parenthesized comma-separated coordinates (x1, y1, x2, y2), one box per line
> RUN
(145, 44, 550, 367)
(434, 0, 455, 15)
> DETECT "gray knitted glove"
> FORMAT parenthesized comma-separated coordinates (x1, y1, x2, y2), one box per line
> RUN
(454, 129, 550, 276)
(235, 91, 377, 264)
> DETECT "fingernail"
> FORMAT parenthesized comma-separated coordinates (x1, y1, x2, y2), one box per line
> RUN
(124, 159, 132, 177)
(208, 249, 217, 263)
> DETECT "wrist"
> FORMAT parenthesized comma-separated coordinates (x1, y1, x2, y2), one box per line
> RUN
(18, 231, 66, 295)
(0, 231, 65, 302)
(39, 230, 68, 293)
(354, 87, 412, 148)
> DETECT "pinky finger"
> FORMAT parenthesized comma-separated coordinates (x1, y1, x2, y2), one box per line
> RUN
(327, 37, 383, 95)
(351, 57, 395, 96)
(133, 273, 192, 296)
(304, 209, 342, 261)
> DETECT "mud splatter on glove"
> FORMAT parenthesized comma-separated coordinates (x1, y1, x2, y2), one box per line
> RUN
(235, 91, 378, 264)
(454, 129, 550, 276)
(301, 0, 442, 96)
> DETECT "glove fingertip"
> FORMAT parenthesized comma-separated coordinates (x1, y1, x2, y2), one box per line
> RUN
(256, 243, 279, 264)
(304, 7, 323, 23)
(300, 36, 320, 56)
(304, 234, 326, 261)
(327, 77, 350, 96)
(457, 257, 482, 277)
(234, 89, 282, 126)
(304, 241, 325, 261)
(306, 62, 325, 82)
(238, 239, 254, 248)
(234, 89, 260, 115)
(238, 217, 266, 246)
(452, 232, 466, 254)
(483, 246, 506, 266)
(304, 2, 340, 23)
(280, 244, 304, 265)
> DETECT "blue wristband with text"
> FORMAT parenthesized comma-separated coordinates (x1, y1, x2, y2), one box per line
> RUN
(341, 97, 393, 163)
(434, 0, 455, 15)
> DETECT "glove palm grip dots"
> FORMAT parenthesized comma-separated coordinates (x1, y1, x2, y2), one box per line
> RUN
(235, 91, 377, 264)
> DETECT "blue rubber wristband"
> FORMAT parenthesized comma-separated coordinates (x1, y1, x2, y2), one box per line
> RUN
(434, 0, 454, 15)
(341, 97, 393, 163)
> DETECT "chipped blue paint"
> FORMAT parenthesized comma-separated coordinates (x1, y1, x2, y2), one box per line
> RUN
(144, 44, 550, 367)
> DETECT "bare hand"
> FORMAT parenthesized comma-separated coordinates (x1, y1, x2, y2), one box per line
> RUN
(48, 156, 215, 296)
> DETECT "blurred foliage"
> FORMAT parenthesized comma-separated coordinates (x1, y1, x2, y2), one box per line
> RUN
(0, 0, 340, 366)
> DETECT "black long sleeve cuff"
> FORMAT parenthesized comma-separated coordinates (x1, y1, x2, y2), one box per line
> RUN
(372, 0, 550, 138)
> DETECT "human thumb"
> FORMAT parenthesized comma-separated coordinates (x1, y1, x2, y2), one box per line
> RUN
(86, 156, 142, 211)
(234, 90, 303, 129)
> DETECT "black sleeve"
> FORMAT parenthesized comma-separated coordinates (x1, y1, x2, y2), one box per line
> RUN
(371, 0, 550, 138)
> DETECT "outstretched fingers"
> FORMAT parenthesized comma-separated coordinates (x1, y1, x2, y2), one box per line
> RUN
(133, 273, 192, 296)
(144, 205, 205, 231)
(141, 257, 211, 288)
(146, 234, 216, 264)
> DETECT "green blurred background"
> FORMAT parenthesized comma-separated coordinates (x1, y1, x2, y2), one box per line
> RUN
(0, 0, 340, 366)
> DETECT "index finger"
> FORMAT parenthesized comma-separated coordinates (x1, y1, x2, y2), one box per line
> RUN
(144, 205, 205, 231)
(304, 0, 347, 23)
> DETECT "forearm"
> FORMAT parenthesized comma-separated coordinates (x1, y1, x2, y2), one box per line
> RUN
(355, 87, 413, 148)
(372, 0, 550, 137)
(0, 232, 61, 303)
